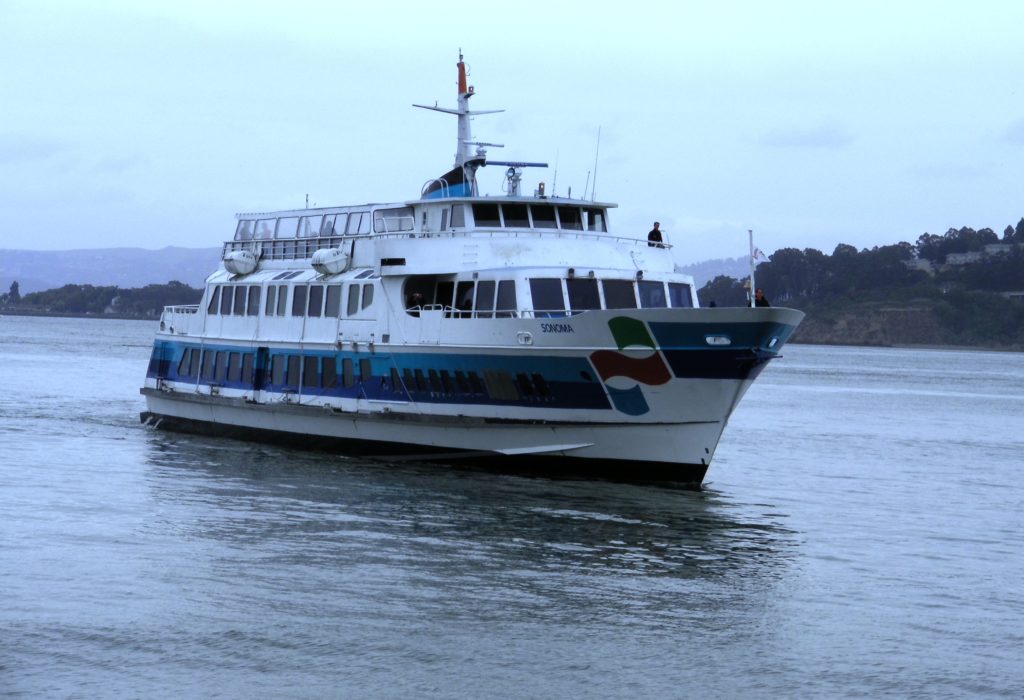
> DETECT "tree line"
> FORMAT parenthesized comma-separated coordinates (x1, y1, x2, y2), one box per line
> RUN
(1, 281, 202, 318)
(697, 219, 1024, 348)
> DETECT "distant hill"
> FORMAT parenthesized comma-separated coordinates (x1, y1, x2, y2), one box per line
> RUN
(0, 247, 221, 294)
(673, 256, 752, 289)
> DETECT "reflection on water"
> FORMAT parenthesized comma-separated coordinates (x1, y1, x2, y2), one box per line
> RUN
(143, 430, 798, 626)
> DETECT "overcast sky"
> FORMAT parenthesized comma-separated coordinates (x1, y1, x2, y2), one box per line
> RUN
(3, 0, 1022, 264)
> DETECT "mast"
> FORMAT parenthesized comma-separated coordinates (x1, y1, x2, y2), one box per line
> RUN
(413, 51, 504, 196)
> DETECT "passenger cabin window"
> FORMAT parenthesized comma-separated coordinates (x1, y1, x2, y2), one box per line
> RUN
(567, 278, 600, 311)
(276, 285, 288, 315)
(308, 285, 324, 317)
(276, 217, 299, 238)
(531, 206, 557, 229)
(255, 219, 275, 239)
(472, 203, 500, 228)
(265, 286, 276, 315)
(220, 286, 232, 315)
(247, 286, 260, 316)
(475, 280, 495, 318)
(235, 220, 254, 240)
(326, 285, 342, 317)
(298, 215, 322, 238)
(373, 207, 414, 233)
(603, 280, 637, 309)
(207, 287, 221, 314)
(530, 278, 565, 316)
(233, 286, 246, 316)
(668, 282, 694, 308)
(292, 285, 307, 316)
(455, 281, 474, 317)
(347, 285, 360, 316)
(361, 284, 374, 310)
(496, 280, 517, 317)
(638, 281, 667, 308)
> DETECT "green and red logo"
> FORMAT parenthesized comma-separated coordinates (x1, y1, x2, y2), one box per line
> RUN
(589, 317, 671, 415)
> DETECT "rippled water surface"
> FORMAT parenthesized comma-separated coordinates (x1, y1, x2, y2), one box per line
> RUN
(3, 316, 1023, 697)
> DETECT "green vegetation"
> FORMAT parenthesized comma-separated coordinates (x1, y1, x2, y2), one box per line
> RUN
(1, 281, 202, 318)
(698, 220, 1024, 349)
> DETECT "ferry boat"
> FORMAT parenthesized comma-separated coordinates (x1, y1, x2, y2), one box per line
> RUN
(140, 53, 804, 486)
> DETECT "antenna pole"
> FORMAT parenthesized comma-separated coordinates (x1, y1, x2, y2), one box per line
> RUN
(591, 126, 601, 200)
(748, 229, 756, 308)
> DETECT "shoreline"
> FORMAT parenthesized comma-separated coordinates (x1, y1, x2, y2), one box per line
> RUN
(4, 309, 1020, 353)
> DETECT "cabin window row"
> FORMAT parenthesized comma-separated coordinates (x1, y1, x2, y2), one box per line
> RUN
(234, 211, 372, 241)
(207, 283, 375, 317)
(405, 279, 517, 318)
(471, 203, 607, 232)
(529, 278, 694, 314)
(178, 348, 256, 384)
(270, 355, 373, 390)
(387, 367, 553, 402)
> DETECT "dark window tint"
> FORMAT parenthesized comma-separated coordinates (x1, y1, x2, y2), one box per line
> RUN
(468, 371, 484, 394)
(516, 373, 534, 396)
(220, 287, 232, 315)
(639, 281, 667, 308)
(503, 203, 529, 227)
(362, 284, 374, 310)
(271, 356, 285, 385)
(177, 349, 192, 377)
(668, 282, 694, 308)
(241, 354, 254, 384)
(347, 286, 359, 316)
(531, 206, 556, 228)
(359, 359, 372, 383)
(531, 373, 551, 397)
(202, 350, 216, 380)
(403, 368, 415, 392)
(585, 208, 606, 232)
(529, 279, 564, 314)
(435, 281, 454, 309)
(455, 281, 474, 316)
(287, 356, 301, 387)
(189, 349, 201, 378)
(454, 370, 470, 393)
(265, 286, 277, 315)
(428, 369, 442, 392)
(323, 357, 338, 388)
(227, 352, 241, 382)
(558, 206, 583, 230)
(276, 285, 288, 315)
(440, 370, 454, 393)
(233, 286, 246, 316)
(207, 287, 220, 314)
(303, 356, 319, 388)
(472, 203, 500, 227)
(342, 359, 355, 388)
(567, 278, 600, 310)
(389, 367, 402, 392)
(326, 285, 342, 317)
(215, 351, 228, 381)
(414, 369, 427, 392)
(603, 280, 637, 309)
(496, 280, 517, 318)
(292, 285, 307, 316)
(247, 286, 260, 316)
(308, 285, 324, 317)
(475, 280, 495, 318)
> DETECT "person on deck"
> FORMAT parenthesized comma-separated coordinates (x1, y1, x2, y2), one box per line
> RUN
(647, 222, 663, 247)
(754, 288, 771, 307)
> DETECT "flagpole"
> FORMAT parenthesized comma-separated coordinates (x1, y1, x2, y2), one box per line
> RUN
(748, 229, 755, 308)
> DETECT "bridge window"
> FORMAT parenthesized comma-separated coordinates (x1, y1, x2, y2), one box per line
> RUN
(472, 203, 500, 228)
(602, 280, 637, 309)
(220, 286, 232, 315)
(265, 286, 276, 315)
(347, 285, 359, 316)
(276, 285, 288, 316)
(207, 287, 220, 315)
(347, 212, 370, 235)
(584, 208, 606, 232)
(639, 281, 667, 308)
(503, 203, 529, 228)
(361, 284, 374, 310)
(451, 205, 466, 228)
(558, 206, 583, 230)
(531, 205, 557, 229)
(668, 282, 694, 308)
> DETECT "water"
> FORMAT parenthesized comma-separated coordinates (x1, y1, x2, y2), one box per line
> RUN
(2, 315, 1023, 698)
